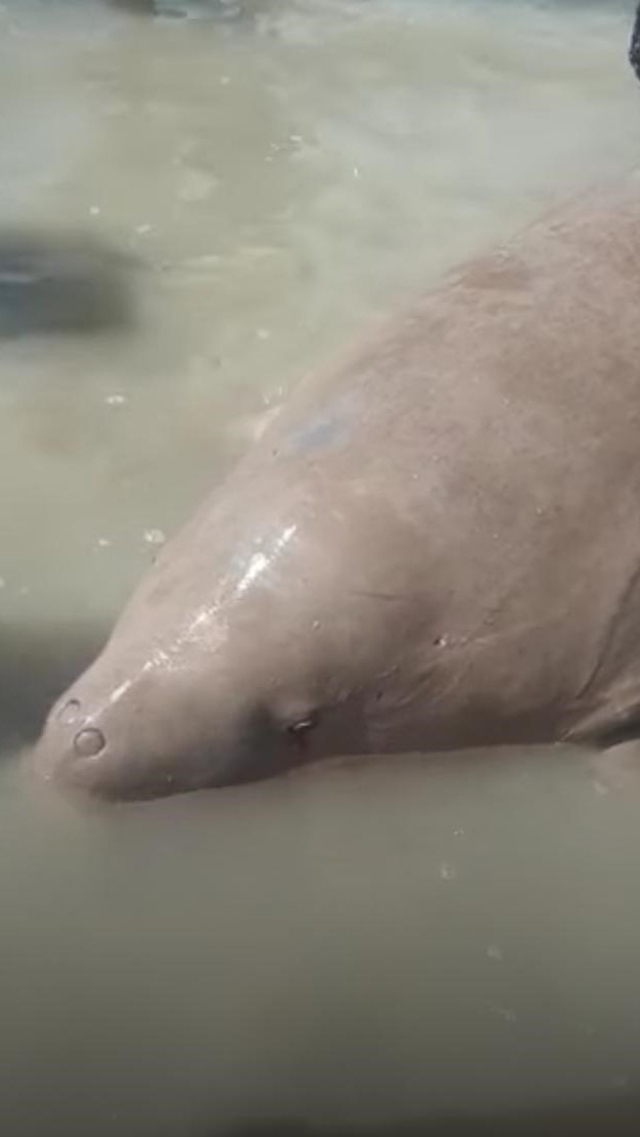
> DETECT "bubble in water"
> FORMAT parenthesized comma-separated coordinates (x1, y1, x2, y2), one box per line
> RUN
(178, 168, 218, 203)
(144, 529, 166, 546)
(489, 1004, 517, 1024)
(486, 944, 504, 962)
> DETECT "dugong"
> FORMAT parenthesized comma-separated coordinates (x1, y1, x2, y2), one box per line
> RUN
(32, 171, 640, 800)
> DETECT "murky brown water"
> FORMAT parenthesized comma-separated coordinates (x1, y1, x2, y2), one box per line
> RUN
(1, 2, 639, 1135)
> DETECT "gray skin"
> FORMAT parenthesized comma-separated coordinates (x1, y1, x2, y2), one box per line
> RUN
(31, 169, 640, 801)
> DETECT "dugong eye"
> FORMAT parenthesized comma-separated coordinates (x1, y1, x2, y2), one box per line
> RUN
(286, 713, 318, 748)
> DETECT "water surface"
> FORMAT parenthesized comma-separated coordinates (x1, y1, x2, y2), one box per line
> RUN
(0, 2, 639, 1135)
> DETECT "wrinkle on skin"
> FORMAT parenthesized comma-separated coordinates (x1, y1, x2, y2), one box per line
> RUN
(572, 559, 640, 706)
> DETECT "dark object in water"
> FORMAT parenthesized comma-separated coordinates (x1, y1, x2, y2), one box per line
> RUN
(0, 232, 137, 339)
(630, 2, 640, 80)
(108, 0, 261, 20)
(108, 0, 156, 12)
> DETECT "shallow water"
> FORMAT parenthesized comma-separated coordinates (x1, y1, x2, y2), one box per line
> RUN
(0, 1, 639, 1134)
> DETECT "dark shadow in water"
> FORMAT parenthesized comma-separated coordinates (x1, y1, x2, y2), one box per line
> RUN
(0, 231, 139, 339)
(108, 0, 274, 23)
(630, 2, 640, 80)
(108, 0, 156, 11)
(200, 1093, 640, 1137)
(0, 619, 107, 750)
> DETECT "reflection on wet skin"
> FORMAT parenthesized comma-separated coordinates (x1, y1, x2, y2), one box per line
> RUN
(0, 232, 139, 339)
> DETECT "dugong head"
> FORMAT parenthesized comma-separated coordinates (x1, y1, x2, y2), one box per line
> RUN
(31, 475, 412, 802)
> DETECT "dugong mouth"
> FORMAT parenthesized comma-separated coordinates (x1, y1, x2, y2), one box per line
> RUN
(29, 726, 173, 803)
(29, 689, 228, 803)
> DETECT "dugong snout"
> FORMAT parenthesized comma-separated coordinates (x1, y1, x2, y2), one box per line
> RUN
(30, 661, 292, 802)
(32, 676, 185, 801)
(55, 697, 106, 760)
(32, 692, 143, 801)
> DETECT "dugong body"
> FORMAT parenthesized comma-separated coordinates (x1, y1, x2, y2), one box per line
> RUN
(33, 171, 640, 800)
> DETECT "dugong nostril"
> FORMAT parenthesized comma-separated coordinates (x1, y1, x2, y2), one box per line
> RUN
(73, 728, 106, 758)
(58, 698, 82, 725)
